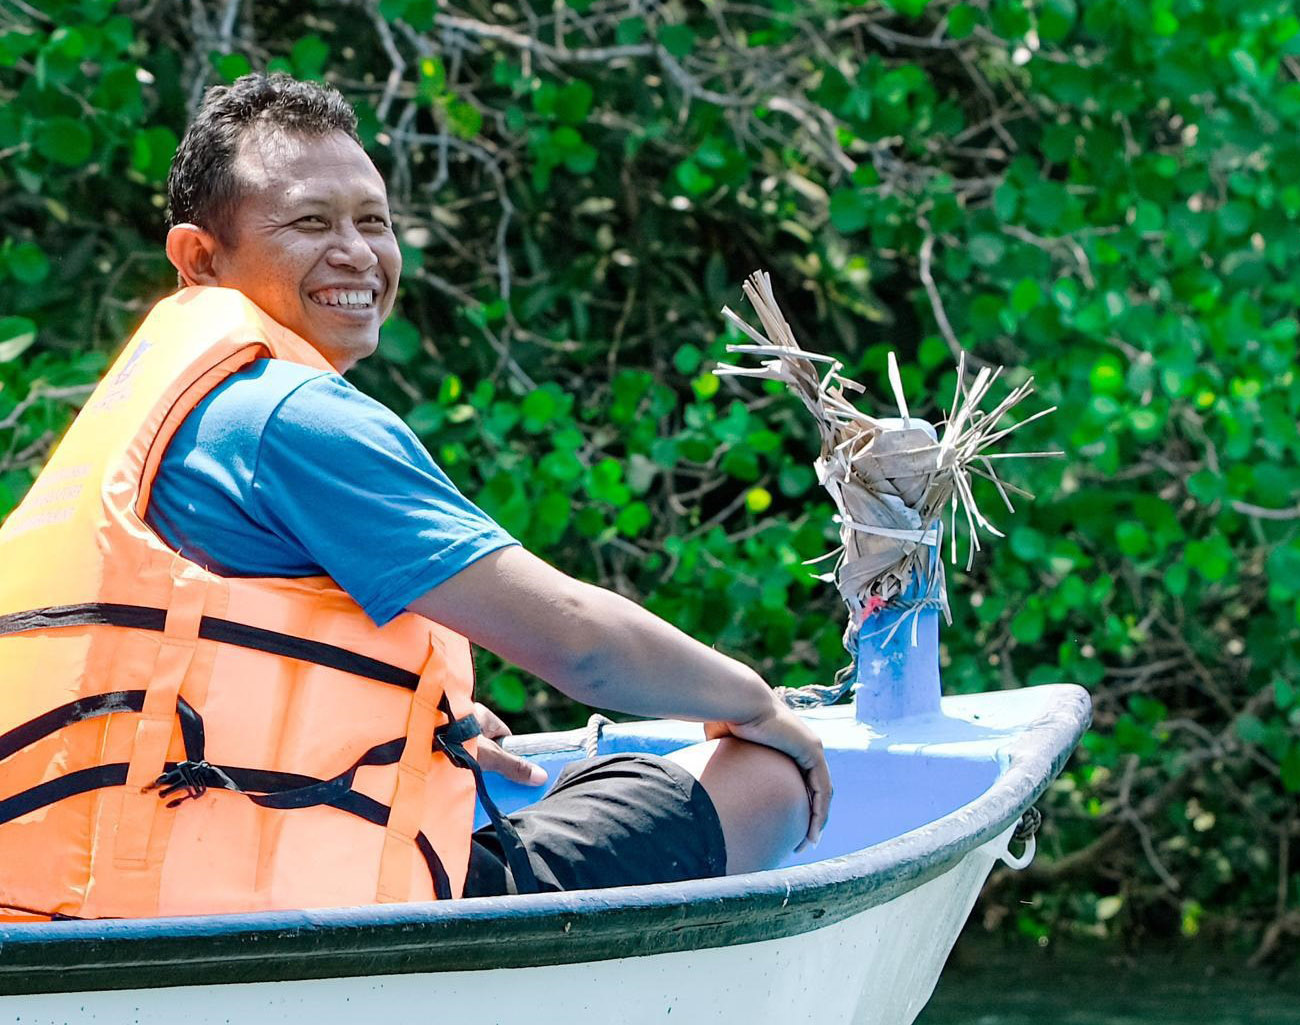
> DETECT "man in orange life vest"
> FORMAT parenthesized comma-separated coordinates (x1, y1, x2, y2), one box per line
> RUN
(0, 74, 829, 916)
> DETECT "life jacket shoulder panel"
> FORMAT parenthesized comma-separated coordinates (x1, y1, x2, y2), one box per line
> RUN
(0, 287, 480, 918)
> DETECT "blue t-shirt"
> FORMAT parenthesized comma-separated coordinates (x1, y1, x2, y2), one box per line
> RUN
(145, 359, 516, 626)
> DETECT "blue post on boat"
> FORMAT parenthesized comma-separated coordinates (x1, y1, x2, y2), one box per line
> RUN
(853, 538, 943, 724)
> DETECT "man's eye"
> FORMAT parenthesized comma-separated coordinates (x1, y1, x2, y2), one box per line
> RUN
(362, 215, 391, 228)
(296, 216, 327, 227)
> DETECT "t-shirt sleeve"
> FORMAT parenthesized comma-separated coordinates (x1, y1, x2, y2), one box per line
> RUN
(248, 374, 517, 626)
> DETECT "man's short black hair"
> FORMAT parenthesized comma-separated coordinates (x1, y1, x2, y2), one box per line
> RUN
(167, 73, 361, 243)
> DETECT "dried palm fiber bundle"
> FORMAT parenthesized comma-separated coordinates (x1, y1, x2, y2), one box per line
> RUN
(716, 270, 1059, 658)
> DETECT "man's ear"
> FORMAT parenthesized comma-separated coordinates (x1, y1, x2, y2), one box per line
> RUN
(165, 223, 223, 287)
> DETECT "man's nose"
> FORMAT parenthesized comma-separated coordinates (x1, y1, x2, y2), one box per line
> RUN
(327, 222, 379, 271)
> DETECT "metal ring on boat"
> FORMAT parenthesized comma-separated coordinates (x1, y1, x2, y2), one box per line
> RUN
(998, 833, 1036, 871)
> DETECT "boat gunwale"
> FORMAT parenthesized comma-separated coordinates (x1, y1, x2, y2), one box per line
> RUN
(0, 684, 1091, 996)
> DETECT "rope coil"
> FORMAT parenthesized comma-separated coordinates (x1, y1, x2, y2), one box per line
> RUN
(1013, 805, 1042, 843)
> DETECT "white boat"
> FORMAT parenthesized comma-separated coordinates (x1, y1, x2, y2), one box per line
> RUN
(1, 287, 1088, 1023)
(0, 655, 1089, 1025)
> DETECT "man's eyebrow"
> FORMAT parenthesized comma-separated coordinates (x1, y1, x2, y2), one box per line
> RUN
(281, 191, 390, 208)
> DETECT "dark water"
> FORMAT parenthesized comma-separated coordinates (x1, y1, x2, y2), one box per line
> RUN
(916, 938, 1300, 1025)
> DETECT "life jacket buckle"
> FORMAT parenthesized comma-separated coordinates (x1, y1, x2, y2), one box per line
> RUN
(434, 712, 482, 768)
(435, 735, 468, 768)
(146, 760, 237, 809)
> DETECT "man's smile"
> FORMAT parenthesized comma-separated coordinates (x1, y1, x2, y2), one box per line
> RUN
(309, 288, 378, 309)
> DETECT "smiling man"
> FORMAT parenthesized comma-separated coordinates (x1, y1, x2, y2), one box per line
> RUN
(167, 124, 399, 372)
(0, 74, 829, 918)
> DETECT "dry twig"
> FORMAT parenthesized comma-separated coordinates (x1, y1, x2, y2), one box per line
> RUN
(717, 270, 1059, 635)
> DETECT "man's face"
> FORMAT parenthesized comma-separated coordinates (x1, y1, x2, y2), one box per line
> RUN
(211, 129, 401, 371)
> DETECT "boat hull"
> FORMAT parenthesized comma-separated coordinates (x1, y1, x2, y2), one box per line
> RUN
(3, 831, 1004, 1024)
(0, 684, 1090, 1024)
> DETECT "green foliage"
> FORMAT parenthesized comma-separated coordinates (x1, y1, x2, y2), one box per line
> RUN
(3, 0, 1298, 952)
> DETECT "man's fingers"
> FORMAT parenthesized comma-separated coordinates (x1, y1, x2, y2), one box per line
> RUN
(804, 760, 832, 846)
(793, 772, 832, 853)
(473, 702, 511, 741)
(783, 719, 830, 848)
(475, 736, 548, 786)
(789, 736, 831, 851)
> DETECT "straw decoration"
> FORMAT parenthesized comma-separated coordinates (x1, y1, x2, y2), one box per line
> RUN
(716, 270, 1060, 632)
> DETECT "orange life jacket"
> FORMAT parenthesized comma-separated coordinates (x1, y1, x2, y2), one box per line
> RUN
(0, 286, 531, 919)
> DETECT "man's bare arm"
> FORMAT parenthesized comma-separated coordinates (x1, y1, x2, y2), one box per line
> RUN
(410, 546, 773, 721)
(409, 545, 829, 844)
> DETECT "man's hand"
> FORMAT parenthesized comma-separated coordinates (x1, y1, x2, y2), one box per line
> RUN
(705, 694, 831, 850)
(471, 702, 548, 786)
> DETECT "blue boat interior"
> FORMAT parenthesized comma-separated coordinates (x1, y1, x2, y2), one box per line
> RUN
(481, 698, 1017, 869)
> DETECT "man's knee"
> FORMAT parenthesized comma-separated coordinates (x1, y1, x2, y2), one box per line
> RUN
(720, 737, 810, 827)
(669, 737, 812, 873)
(673, 737, 807, 809)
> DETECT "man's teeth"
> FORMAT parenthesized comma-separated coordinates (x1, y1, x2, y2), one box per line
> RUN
(312, 289, 375, 307)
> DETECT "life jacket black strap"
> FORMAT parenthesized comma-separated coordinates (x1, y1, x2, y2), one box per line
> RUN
(240, 777, 452, 900)
(0, 610, 528, 900)
(434, 697, 541, 896)
(0, 602, 422, 690)
(0, 764, 130, 825)
(230, 739, 403, 810)
(0, 691, 462, 899)
(0, 688, 208, 768)
(0, 691, 146, 763)
(0, 759, 453, 902)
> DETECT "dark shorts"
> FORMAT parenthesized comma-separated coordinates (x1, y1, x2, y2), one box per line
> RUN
(462, 753, 727, 897)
